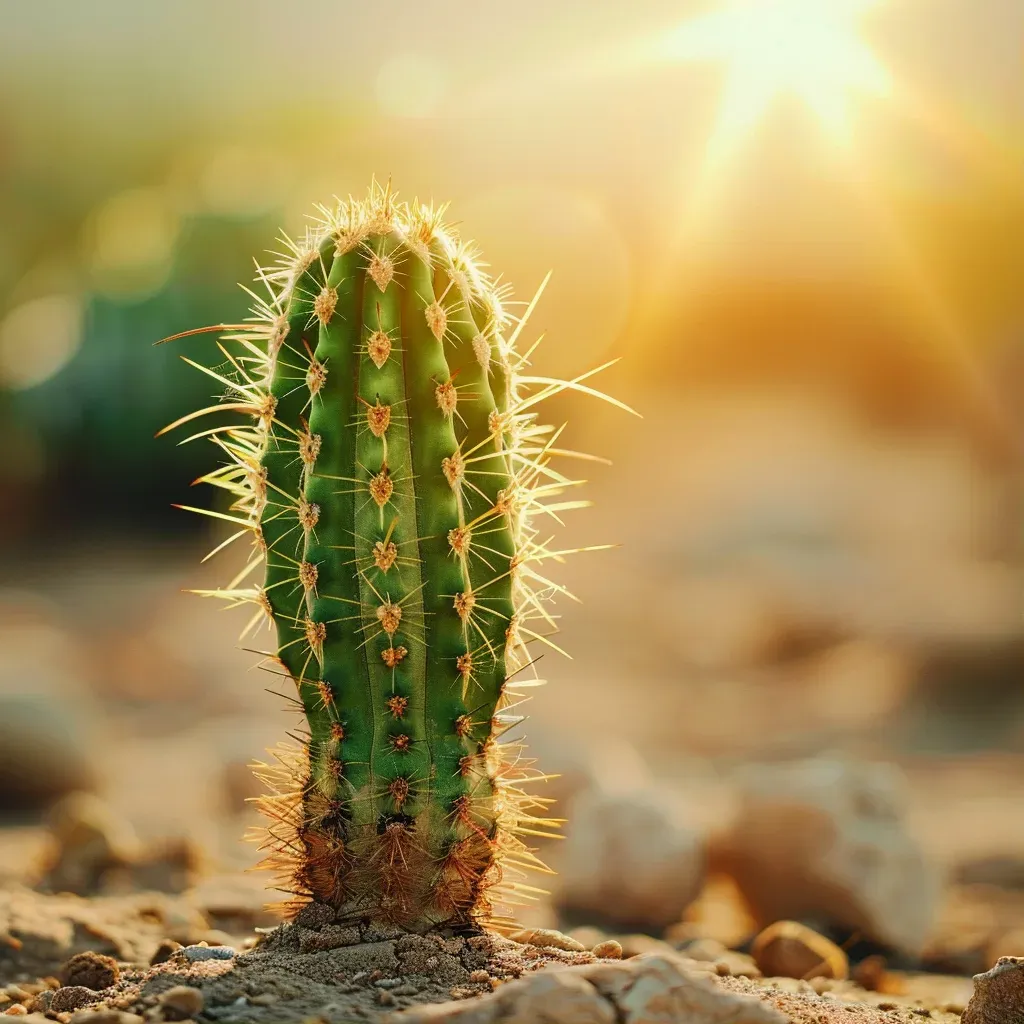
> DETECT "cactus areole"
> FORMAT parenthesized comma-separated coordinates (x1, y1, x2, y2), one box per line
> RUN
(164, 182, 621, 932)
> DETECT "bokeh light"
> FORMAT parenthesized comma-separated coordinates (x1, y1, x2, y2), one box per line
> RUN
(197, 147, 291, 219)
(0, 293, 83, 390)
(375, 53, 448, 118)
(457, 185, 632, 379)
(84, 187, 180, 300)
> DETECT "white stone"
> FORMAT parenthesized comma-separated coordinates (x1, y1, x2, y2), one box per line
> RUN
(554, 783, 706, 932)
(393, 953, 784, 1024)
(714, 758, 938, 956)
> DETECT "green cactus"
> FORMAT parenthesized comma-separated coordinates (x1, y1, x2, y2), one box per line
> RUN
(163, 181, 624, 932)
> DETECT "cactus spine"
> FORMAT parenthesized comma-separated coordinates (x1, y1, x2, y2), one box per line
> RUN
(165, 182, 616, 931)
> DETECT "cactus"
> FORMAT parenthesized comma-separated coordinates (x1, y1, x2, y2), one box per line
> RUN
(162, 181, 625, 932)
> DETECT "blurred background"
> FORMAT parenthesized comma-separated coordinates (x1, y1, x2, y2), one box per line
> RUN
(1, 0, 1023, 986)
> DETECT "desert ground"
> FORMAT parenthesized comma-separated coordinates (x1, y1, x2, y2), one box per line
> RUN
(2, 388, 1024, 1021)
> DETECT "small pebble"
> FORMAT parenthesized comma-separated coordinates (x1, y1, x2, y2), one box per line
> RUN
(180, 944, 235, 962)
(469, 970, 490, 984)
(852, 953, 887, 992)
(29, 991, 52, 1014)
(592, 940, 623, 960)
(509, 928, 586, 953)
(50, 986, 96, 1014)
(751, 921, 848, 981)
(158, 986, 204, 1021)
(61, 952, 120, 991)
(376, 991, 395, 1007)
(3, 1006, 27, 1016)
(249, 994, 278, 1006)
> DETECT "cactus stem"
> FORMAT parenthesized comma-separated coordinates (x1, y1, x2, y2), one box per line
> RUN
(166, 182, 625, 931)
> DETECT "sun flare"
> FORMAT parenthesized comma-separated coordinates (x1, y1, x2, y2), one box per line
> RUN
(660, 0, 890, 160)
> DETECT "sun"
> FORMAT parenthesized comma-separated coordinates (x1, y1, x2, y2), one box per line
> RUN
(658, 0, 890, 161)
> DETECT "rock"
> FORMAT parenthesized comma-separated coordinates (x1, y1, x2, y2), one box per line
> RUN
(158, 985, 204, 1021)
(126, 837, 203, 894)
(681, 938, 730, 962)
(681, 940, 761, 979)
(60, 951, 120, 990)
(962, 956, 1024, 1024)
(179, 943, 235, 961)
(585, 955, 784, 1023)
(851, 953, 887, 991)
(509, 929, 586, 953)
(394, 953, 785, 1023)
(293, 901, 335, 930)
(0, 606, 97, 814)
(48, 986, 95, 1014)
(554, 783, 705, 932)
(591, 940, 622, 960)
(957, 855, 1024, 890)
(25, 993, 51, 1015)
(396, 969, 615, 1023)
(750, 921, 847, 980)
(713, 759, 938, 956)
(39, 793, 139, 895)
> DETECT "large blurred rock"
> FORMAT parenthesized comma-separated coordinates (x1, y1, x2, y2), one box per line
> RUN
(0, 697, 96, 812)
(38, 793, 203, 896)
(713, 759, 938, 957)
(554, 782, 706, 933)
(0, 599, 96, 812)
(517, 726, 652, 820)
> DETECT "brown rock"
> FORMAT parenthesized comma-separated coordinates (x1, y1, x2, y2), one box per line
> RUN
(25, 993, 50, 1015)
(157, 986, 203, 1021)
(0, 608, 97, 814)
(591, 940, 622, 960)
(49, 987, 96, 1014)
(750, 921, 848, 980)
(962, 956, 1024, 1024)
(40, 793, 138, 895)
(60, 951, 120, 990)
(714, 759, 938, 956)
(852, 953, 887, 991)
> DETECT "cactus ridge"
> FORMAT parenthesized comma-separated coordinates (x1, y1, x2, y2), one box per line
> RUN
(164, 180, 624, 931)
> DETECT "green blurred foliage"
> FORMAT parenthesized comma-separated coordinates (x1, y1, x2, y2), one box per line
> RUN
(0, 206, 281, 538)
